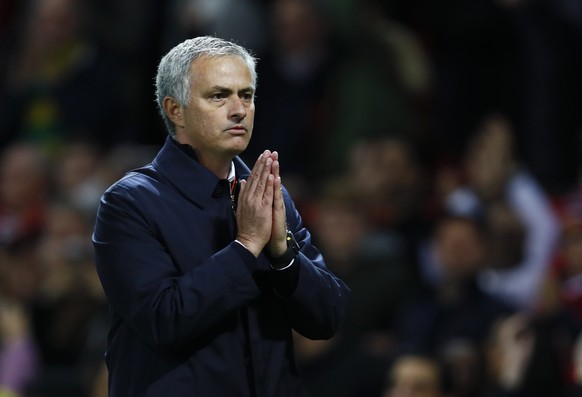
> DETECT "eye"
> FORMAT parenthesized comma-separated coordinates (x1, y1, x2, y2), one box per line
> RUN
(242, 92, 254, 102)
(210, 92, 225, 101)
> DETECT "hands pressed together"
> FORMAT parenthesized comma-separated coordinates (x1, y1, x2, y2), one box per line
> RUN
(235, 150, 288, 258)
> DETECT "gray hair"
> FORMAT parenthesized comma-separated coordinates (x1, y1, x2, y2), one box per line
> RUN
(155, 36, 257, 137)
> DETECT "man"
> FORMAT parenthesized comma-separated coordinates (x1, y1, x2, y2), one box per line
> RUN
(92, 36, 349, 396)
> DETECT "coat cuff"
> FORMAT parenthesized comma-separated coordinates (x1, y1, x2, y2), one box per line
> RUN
(231, 240, 259, 274)
(270, 258, 300, 297)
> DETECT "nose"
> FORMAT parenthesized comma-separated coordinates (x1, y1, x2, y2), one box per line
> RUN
(228, 96, 246, 121)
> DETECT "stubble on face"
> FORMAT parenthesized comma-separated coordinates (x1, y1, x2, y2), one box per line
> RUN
(178, 56, 255, 168)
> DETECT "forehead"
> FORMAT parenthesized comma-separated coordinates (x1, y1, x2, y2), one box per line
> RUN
(189, 55, 253, 89)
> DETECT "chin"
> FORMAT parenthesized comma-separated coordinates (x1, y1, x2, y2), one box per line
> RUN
(229, 138, 250, 155)
(225, 145, 248, 158)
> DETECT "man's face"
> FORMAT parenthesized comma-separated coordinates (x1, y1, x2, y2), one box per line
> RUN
(176, 55, 255, 160)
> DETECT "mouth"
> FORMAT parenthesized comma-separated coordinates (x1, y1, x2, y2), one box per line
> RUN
(225, 125, 247, 135)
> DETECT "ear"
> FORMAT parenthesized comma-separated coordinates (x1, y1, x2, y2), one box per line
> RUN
(163, 96, 184, 129)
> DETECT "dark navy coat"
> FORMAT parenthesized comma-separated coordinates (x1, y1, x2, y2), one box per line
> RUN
(92, 137, 349, 396)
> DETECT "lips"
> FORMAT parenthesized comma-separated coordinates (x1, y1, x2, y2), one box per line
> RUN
(225, 125, 247, 134)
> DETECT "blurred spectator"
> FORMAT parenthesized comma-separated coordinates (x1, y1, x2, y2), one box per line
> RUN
(309, 178, 369, 278)
(547, 177, 582, 326)
(484, 312, 575, 397)
(310, 175, 421, 339)
(90, 0, 183, 146)
(243, 0, 341, 194)
(0, 0, 128, 151)
(51, 141, 103, 216)
(0, 300, 39, 396)
(0, 140, 152, 396)
(53, 142, 158, 218)
(346, 136, 430, 276)
(485, 314, 535, 396)
(425, 0, 521, 167)
(294, 175, 420, 397)
(397, 215, 513, 396)
(425, 0, 582, 193)
(0, 243, 42, 397)
(0, 143, 49, 249)
(348, 136, 424, 227)
(294, 331, 388, 397)
(28, 202, 107, 396)
(322, 0, 431, 179)
(382, 354, 445, 397)
(163, 0, 267, 53)
(438, 114, 560, 310)
(298, 136, 432, 397)
(0, 0, 580, 395)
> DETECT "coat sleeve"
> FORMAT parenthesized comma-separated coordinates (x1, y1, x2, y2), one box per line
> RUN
(92, 182, 261, 352)
(273, 191, 350, 340)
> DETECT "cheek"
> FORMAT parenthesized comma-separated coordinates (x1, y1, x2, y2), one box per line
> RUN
(186, 109, 220, 137)
(247, 107, 255, 126)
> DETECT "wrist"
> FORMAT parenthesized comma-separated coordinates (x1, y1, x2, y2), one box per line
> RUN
(269, 240, 288, 257)
(268, 245, 297, 269)
(266, 230, 300, 269)
(234, 237, 262, 258)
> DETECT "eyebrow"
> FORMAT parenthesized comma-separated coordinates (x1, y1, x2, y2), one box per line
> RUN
(207, 85, 255, 94)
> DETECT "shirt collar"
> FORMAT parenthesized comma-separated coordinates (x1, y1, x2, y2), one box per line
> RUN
(227, 162, 236, 182)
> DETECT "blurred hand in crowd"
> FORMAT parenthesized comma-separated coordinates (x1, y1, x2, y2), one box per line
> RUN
(487, 313, 534, 390)
(0, 301, 29, 343)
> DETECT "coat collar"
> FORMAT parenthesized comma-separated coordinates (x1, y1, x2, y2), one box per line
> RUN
(151, 136, 251, 208)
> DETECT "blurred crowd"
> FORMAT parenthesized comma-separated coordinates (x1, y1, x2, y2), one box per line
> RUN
(1, 0, 582, 396)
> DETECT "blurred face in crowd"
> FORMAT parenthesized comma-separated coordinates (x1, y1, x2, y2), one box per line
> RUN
(350, 139, 419, 201)
(166, 56, 255, 166)
(313, 201, 366, 273)
(273, 0, 325, 55)
(0, 144, 46, 210)
(435, 218, 486, 281)
(26, 0, 80, 54)
(465, 115, 514, 200)
(385, 355, 443, 397)
(56, 142, 100, 191)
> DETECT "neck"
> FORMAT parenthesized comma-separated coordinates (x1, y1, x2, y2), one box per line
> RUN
(173, 136, 233, 179)
(197, 152, 232, 179)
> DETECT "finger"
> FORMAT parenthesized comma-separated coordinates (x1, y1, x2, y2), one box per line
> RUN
(254, 157, 273, 197)
(246, 150, 271, 195)
(271, 159, 280, 180)
(273, 175, 283, 207)
(238, 179, 247, 198)
(245, 152, 266, 193)
(262, 174, 275, 206)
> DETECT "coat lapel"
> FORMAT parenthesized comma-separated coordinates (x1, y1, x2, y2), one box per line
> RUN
(151, 136, 252, 209)
(152, 136, 218, 209)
